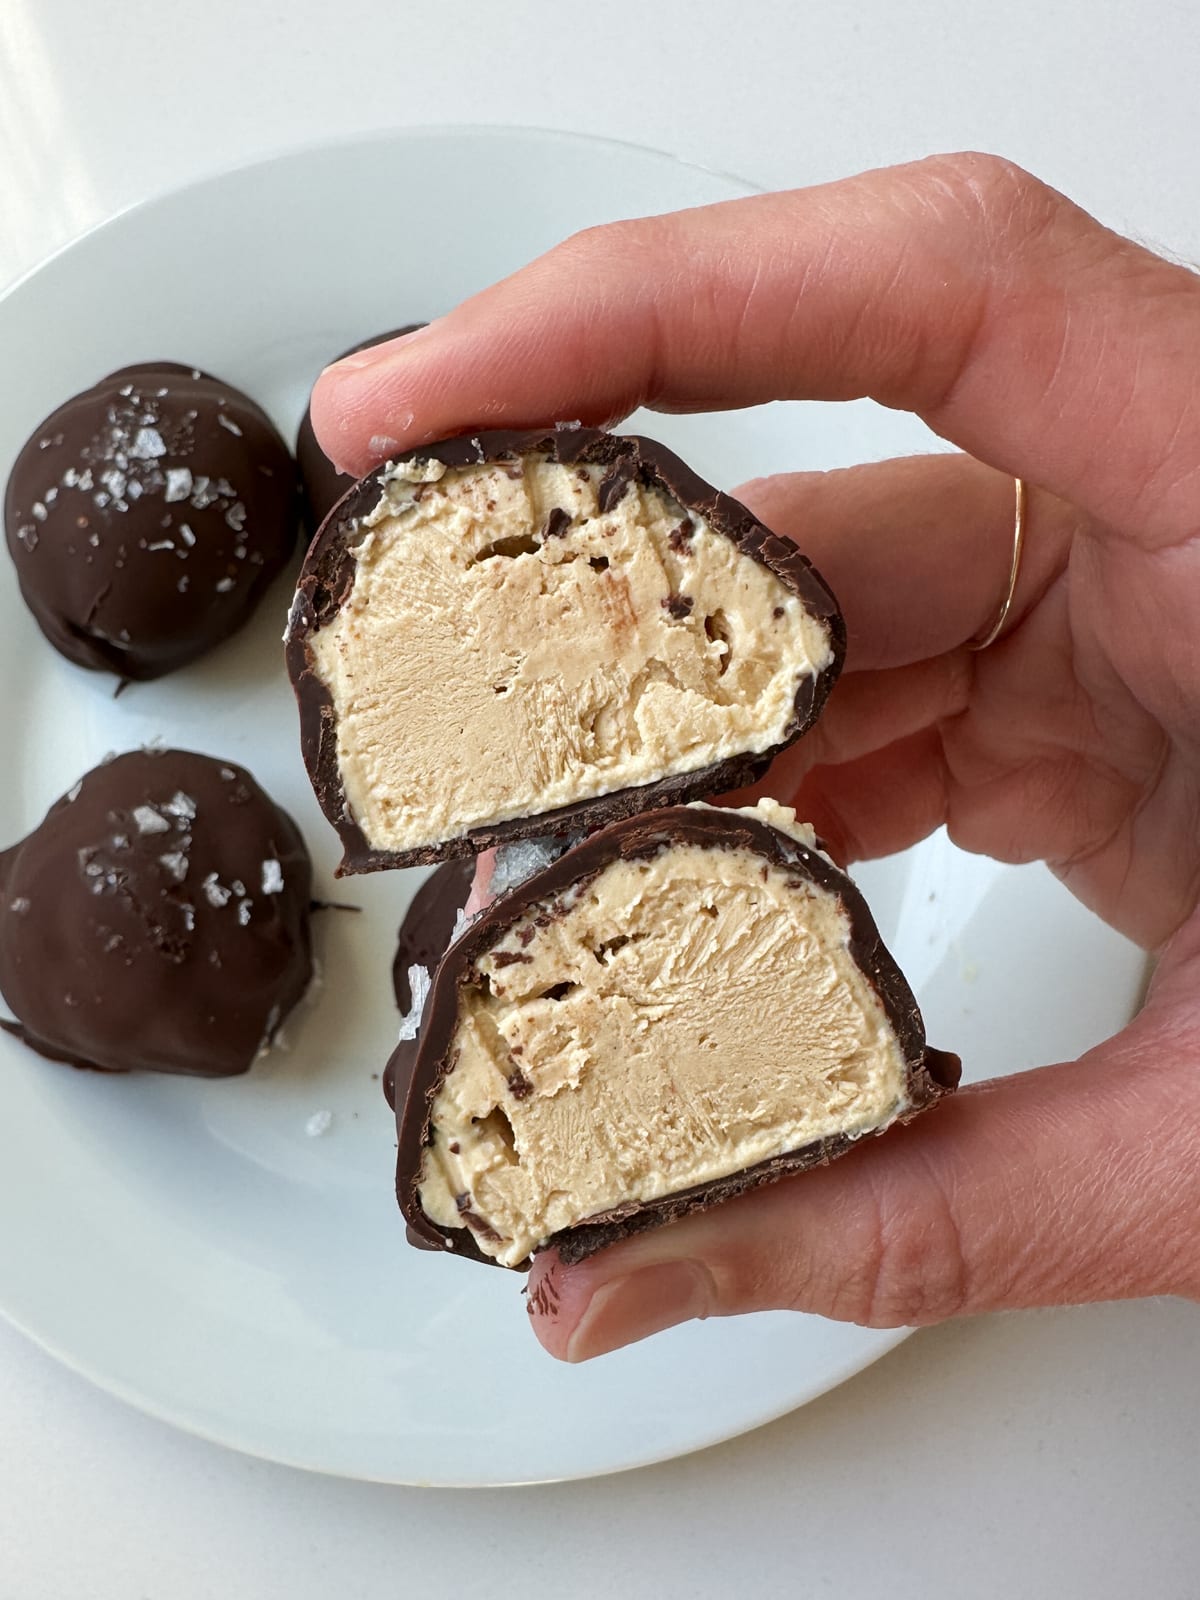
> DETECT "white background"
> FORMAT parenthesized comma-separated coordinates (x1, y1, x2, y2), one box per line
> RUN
(1, 1, 1198, 1595)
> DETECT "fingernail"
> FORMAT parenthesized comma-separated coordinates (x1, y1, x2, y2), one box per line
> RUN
(565, 1260, 713, 1363)
(327, 322, 437, 374)
(330, 347, 388, 372)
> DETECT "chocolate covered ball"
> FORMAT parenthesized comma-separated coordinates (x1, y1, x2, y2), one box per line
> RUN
(392, 858, 475, 1015)
(295, 328, 424, 530)
(0, 749, 313, 1076)
(4, 363, 301, 679)
(383, 857, 474, 1110)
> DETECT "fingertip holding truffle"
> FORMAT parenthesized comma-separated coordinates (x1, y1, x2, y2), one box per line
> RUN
(308, 323, 439, 480)
(296, 327, 426, 531)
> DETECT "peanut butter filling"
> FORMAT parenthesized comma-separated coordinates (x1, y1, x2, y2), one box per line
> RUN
(418, 803, 909, 1266)
(309, 456, 834, 854)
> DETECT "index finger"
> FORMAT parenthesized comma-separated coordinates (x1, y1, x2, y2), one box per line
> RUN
(311, 152, 1200, 548)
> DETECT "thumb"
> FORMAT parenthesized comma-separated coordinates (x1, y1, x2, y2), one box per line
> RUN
(527, 958, 1200, 1361)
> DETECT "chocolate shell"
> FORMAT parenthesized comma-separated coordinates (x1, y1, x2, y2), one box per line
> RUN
(383, 857, 475, 1110)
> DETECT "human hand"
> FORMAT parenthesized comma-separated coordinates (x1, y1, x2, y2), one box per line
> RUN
(312, 153, 1200, 1359)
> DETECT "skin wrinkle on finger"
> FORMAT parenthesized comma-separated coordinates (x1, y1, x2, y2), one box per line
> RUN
(1078, 533, 1200, 736)
(1047, 715, 1171, 903)
(863, 1155, 972, 1328)
(917, 160, 1200, 539)
(807, 656, 975, 770)
(1100, 266, 1200, 525)
(789, 727, 953, 867)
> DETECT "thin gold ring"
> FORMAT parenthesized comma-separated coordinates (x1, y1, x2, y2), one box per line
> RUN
(970, 477, 1027, 651)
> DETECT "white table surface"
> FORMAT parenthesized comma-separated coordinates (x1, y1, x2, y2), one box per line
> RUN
(1, 2, 1197, 1595)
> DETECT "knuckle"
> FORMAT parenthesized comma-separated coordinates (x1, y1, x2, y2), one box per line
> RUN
(549, 215, 671, 274)
(853, 1168, 973, 1328)
(909, 151, 1061, 252)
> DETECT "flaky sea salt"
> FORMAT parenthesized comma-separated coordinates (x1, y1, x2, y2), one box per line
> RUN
(165, 467, 193, 503)
(201, 872, 232, 908)
(130, 426, 166, 460)
(158, 851, 189, 882)
(133, 805, 169, 834)
(397, 965, 431, 1042)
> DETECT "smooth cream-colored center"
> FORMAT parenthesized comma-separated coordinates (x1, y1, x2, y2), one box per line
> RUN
(310, 456, 833, 853)
(418, 804, 907, 1265)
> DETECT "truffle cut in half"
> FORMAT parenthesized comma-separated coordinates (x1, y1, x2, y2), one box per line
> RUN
(286, 428, 845, 872)
(394, 801, 959, 1269)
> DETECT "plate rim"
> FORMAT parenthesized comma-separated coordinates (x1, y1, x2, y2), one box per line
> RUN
(0, 1285, 911, 1485)
(0, 120, 763, 308)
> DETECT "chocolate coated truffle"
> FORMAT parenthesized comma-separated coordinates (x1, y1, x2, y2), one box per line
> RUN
(296, 328, 424, 531)
(286, 427, 845, 873)
(393, 801, 958, 1269)
(383, 857, 475, 1111)
(0, 749, 313, 1076)
(4, 363, 300, 679)
(392, 858, 475, 1016)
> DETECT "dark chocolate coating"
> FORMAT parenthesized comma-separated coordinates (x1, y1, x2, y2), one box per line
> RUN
(0, 749, 313, 1077)
(295, 328, 424, 531)
(383, 857, 474, 1110)
(4, 364, 301, 679)
(286, 427, 847, 874)
(392, 805, 960, 1269)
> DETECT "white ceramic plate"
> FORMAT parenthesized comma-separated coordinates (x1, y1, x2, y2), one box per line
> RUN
(0, 128, 1146, 1486)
